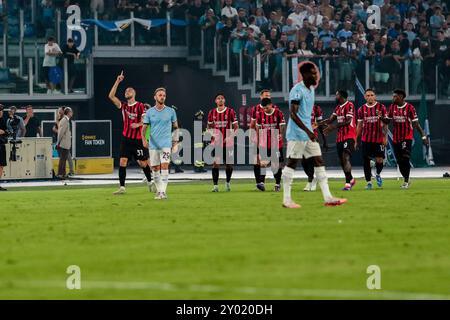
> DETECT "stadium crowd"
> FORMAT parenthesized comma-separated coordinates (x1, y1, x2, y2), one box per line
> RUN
(4, 0, 450, 97)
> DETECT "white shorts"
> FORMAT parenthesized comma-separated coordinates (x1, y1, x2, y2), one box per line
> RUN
(286, 140, 322, 159)
(150, 148, 171, 166)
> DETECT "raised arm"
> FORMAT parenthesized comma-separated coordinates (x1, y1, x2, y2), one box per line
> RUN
(108, 71, 124, 109)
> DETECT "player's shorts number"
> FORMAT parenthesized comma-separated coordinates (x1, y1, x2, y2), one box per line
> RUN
(162, 152, 171, 162)
(137, 149, 144, 157)
(402, 141, 407, 149)
(380, 145, 385, 152)
(344, 142, 348, 149)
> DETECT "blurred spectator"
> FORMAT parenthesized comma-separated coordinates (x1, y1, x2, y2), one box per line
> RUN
(318, 20, 334, 49)
(23, 105, 42, 138)
(200, 8, 218, 63)
(288, 4, 309, 29)
(243, 31, 257, 84)
(221, 0, 238, 20)
(43, 36, 62, 94)
(430, 5, 445, 36)
(230, 20, 246, 76)
(62, 38, 80, 93)
(248, 16, 261, 36)
(187, 0, 205, 55)
(282, 18, 297, 42)
(254, 7, 268, 27)
(319, 0, 334, 21)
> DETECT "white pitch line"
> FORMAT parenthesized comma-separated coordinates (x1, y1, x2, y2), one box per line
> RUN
(3, 280, 450, 300)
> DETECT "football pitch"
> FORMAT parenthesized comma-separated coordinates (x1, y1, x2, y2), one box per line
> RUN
(1, 179, 449, 300)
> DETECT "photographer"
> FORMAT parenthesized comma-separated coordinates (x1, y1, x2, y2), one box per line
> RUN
(7, 106, 26, 139)
(0, 105, 7, 191)
(23, 105, 42, 137)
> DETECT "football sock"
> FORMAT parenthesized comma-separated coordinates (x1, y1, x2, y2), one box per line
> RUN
(363, 157, 372, 182)
(260, 167, 266, 183)
(282, 166, 295, 204)
(376, 161, 383, 175)
(253, 164, 261, 184)
(225, 166, 233, 183)
(212, 167, 219, 185)
(152, 170, 161, 193)
(399, 158, 411, 183)
(315, 166, 333, 202)
(344, 171, 353, 184)
(142, 165, 152, 182)
(119, 166, 126, 187)
(161, 169, 169, 193)
(273, 168, 282, 185)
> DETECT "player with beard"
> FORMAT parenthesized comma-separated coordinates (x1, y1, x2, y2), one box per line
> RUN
(282, 62, 347, 208)
(108, 71, 153, 195)
(142, 88, 178, 200)
(320, 90, 357, 191)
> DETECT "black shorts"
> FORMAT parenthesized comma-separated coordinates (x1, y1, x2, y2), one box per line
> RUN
(119, 138, 149, 161)
(337, 139, 355, 158)
(0, 144, 6, 167)
(212, 144, 234, 164)
(362, 142, 385, 159)
(394, 140, 412, 160)
(259, 147, 284, 164)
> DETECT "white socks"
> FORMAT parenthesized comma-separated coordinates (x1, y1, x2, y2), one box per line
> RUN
(153, 171, 161, 193)
(315, 166, 333, 202)
(282, 166, 295, 204)
(161, 169, 169, 193)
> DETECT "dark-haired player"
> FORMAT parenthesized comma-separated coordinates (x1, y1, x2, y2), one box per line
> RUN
(320, 90, 357, 190)
(249, 89, 279, 190)
(356, 88, 387, 190)
(255, 98, 286, 192)
(208, 93, 238, 192)
(282, 62, 347, 208)
(384, 89, 429, 188)
(108, 71, 153, 195)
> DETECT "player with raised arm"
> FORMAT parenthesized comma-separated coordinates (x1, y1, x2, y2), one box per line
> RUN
(356, 88, 387, 190)
(282, 62, 347, 208)
(208, 93, 238, 192)
(384, 89, 429, 188)
(320, 90, 357, 191)
(255, 97, 286, 192)
(142, 88, 178, 200)
(108, 71, 153, 195)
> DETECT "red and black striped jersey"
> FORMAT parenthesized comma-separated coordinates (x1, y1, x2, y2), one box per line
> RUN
(311, 105, 324, 139)
(332, 101, 357, 143)
(256, 108, 286, 149)
(207, 107, 238, 146)
(387, 102, 418, 143)
(357, 102, 387, 144)
(121, 101, 146, 140)
(250, 103, 280, 122)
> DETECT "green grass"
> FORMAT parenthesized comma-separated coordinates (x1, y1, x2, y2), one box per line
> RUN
(0, 179, 449, 299)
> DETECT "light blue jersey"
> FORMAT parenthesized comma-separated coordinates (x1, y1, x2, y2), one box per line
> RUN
(286, 81, 314, 142)
(143, 106, 177, 149)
